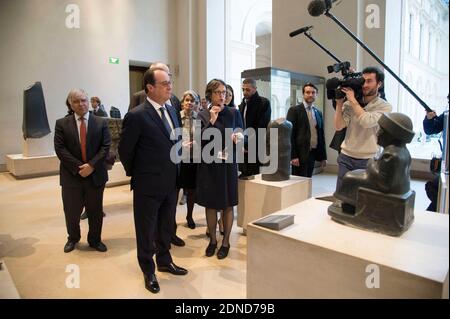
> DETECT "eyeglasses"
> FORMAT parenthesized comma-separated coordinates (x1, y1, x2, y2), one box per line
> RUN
(213, 90, 227, 96)
(155, 80, 173, 87)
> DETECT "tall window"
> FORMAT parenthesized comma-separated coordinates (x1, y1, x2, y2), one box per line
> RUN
(419, 24, 424, 60)
(428, 32, 433, 65)
(408, 14, 414, 53)
(388, 0, 449, 160)
(225, 0, 272, 103)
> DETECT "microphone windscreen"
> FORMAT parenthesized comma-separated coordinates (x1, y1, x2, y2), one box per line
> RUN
(308, 0, 326, 17)
(326, 77, 341, 90)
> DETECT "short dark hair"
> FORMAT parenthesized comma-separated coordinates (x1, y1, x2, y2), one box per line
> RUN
(242, 78, 257, 87)
(90, 96, 101, 104)
(205, 79, 227, 102)
(143, 67, 167, 93)
(362, 66, 385, 83)
(302, 83, 318, 94)
(226, 84, 235, 107)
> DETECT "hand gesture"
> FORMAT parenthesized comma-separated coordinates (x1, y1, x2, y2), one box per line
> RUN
(78, 163, 94, 178)
(341, 87, 357, 104)
(291, 158, 300, 167)
(426, 111, 437, 120)
(210, 106, 221, 125)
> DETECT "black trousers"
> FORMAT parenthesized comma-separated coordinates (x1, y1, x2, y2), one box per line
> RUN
(133, 190, 177, 276)
(62, 180, 105, 245)
(291, 149, 318, 178)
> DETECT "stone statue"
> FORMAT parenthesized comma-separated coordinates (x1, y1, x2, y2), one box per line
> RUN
(106, 118, 122, 169)
(328, 113, 416, 236)
(262, 118, 292, 182)
(22, 82, 51, 139)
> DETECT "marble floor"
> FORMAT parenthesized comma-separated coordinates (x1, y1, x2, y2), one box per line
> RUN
(0, 172, 430, 299)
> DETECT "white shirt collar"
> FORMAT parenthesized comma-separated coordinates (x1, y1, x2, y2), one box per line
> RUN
(303, 101, 314, 110)
(147, 97, 166, 111)
(75, 111, 89, 121)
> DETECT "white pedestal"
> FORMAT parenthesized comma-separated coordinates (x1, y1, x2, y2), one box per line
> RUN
(23, 135, 54, 157)
(106, 162, 130, 187)
(247, 198, 449, 299)
(237, 175, 311, 232)
(6, 154, 59, 178)
(0, 261, 20, 299)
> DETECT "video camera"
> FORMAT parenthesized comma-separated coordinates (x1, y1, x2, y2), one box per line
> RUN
(325, 61, 365, 103)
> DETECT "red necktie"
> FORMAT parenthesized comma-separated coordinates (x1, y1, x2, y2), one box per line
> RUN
(79, 117, 87, 163)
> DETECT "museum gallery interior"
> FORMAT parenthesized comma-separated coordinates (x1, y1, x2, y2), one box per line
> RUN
(0, 0, 449, 299)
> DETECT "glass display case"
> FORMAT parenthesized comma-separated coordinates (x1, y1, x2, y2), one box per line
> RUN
(241, 67, 326, 121)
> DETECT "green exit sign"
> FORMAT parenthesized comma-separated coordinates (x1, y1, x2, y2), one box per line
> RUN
(109, 57, 120, 65)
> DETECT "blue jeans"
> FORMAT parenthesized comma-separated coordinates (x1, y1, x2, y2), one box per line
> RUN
(336, 153, 369, 193)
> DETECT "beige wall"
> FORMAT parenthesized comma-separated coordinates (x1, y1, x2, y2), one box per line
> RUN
(0, 0, 394, 168)
(0, 0, 177, 166)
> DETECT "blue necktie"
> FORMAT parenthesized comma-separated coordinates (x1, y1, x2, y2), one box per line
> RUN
(160, 107, 173, 137)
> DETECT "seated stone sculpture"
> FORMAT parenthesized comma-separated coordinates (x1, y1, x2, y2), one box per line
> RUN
(328, 113, 416, 236)
(106, 118, 123, 169)
(262, 118, 292, 182)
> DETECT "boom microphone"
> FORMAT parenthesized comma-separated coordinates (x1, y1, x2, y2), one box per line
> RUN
(308, 0, 338, 17)
(289, 26, 313, 38)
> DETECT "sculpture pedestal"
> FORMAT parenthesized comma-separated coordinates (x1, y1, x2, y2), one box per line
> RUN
(247, 198, 449, 299)
(0, 261, 20, 299)
(106, 162, 130, 187)
(237, 174, 311, 233)
(6, 154, 59, 178)
(23, 135, 53, 157)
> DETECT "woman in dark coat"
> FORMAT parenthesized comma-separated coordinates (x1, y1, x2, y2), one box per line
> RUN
(196, 79, 244, 259)
(179, 90, 200, 229)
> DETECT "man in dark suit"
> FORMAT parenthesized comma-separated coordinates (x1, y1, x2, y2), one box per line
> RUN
(128, 62, 185, 247)
(119, 68, 188, 294)
(90, 96, 108, 117)
(80, 95, 108, 221)
(287, 83, 327, 177)
(128, 62, 181, 114)
(238, 78, 271, 179)
(54, 89, 111, 253)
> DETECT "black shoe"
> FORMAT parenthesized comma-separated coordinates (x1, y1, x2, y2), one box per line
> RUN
(205, 242, 217, 257)
(89, 242, 108, 252)
(171, 235, 185, 247)
(157, 262, 188, 276)
(144, 274, 160, 294)
(217, 245, 230, 259)
(186, 218, 196, 229)
(64, 241, 77, 253)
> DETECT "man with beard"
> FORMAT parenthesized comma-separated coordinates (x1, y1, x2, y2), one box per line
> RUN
(287, 83, 327, 178)
(238, 78, 271, 179)
(334, 67, 392, 192)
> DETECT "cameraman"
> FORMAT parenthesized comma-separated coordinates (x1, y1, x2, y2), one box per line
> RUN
(334, 66, 392, 192)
